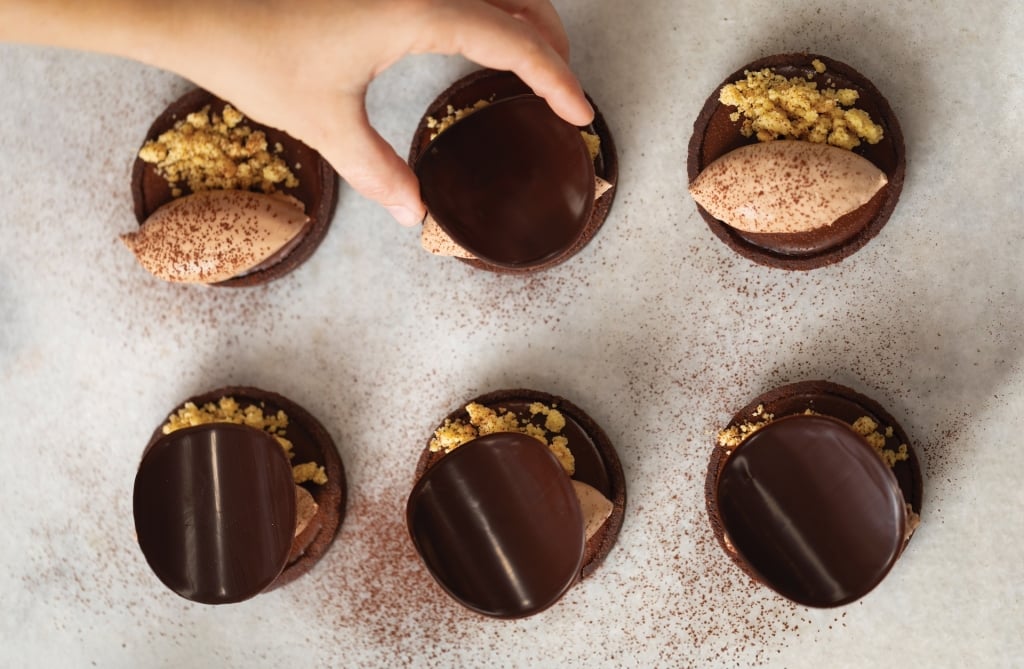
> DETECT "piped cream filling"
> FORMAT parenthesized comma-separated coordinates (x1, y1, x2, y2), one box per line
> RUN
(294, 485, 319, 537)
(690, 140, 886, 234)
(572, 479, 614, 541)
(121, 190, 309, 284)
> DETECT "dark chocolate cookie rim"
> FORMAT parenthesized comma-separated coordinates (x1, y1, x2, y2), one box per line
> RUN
(415, 388, 626, 581)
(705, 380, 922, 600)
(148, 385, 347, 588)
(687, 53, 906, 271)
(131, 89, 339, 287)
(409, 69, 618, 274)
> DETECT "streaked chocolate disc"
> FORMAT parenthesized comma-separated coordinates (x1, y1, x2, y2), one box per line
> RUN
(415, 95, 595, 269)
(407, 432, 585, 618)
(717, 414, 906, 607)
(133, 423, 296, 604)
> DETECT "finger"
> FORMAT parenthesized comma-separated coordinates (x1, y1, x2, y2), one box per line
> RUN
(411, 1, 593, 126)
(481, 0, 570, 62)
(320, 95, 425, 226)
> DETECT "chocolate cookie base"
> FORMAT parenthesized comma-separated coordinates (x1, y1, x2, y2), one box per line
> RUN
(415, 389, 626, 580)
(147, 386, 346, 590)
(409, 70, 618, 274)
(687, 53, 905, 270)
(131, 89, 338, 287)
(706, 380, 922, 592)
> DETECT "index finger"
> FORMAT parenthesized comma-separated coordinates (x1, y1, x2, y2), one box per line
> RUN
(482, 0, 571, 61)
(410, 0, 594, 126)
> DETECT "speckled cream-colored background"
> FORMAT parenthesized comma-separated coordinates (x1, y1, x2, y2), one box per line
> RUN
(2, 1, 1022, 667)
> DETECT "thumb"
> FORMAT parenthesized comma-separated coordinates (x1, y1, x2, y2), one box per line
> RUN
(322, 95, 425, 227)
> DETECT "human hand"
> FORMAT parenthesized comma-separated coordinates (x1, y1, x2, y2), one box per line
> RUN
(161, 0, 595, 226)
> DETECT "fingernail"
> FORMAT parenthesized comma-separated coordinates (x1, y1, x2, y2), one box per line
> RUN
(386, 204, 424, 227)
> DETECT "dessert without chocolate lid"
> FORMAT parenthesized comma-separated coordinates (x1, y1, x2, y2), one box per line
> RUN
(409, 69, 618, 274)
(707, 381, 922, 608)
(133, 423, 296, 604)
(688, 53, 905, 270)
(414, 95, 595, 269)
(410, 389, 626, 617)
(130, 89, 338, 287)
(407, 432, 585, 618)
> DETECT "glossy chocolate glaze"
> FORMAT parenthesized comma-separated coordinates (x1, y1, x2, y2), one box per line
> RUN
(411, 389, 625, 617)
(706, 380, 922, 607)
(131, 89, 338, 287)
(717, 414, 907, 607)
(134, 423, 296, 604)
(408, 432, 586, 618)
(145, 386, 347, 592)
(415, 95, 595, 269)
(687, 54, 905, 270)
(416, 389, 625, 577)
(409, 69, 618, 274)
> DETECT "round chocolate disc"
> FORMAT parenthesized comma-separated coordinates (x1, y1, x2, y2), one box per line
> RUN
(716, 414, 907, 607)
(414, 95, 596, 269)
(133, 423, 297, 604)
(158, 386, 348, 590)
(407, 432, 586, 618)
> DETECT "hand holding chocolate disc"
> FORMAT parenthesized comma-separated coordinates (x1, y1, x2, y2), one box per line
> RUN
(415, 95, 595, 268)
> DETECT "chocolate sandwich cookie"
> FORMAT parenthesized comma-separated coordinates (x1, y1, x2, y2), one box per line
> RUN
(706, 381, 922, 607)
(688, 53, 905, 270)
(133, 386, 346, 603)
(407, 389, 626, 618)
(409, 69, 618, 273)
(128, 89, 338, 286)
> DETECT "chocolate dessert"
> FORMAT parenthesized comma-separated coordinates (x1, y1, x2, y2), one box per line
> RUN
(128, 89, 338, 286)
(133, 386, 346, 603)
(408, 70, 618, 273)
(706, 381, 922, 607)
(407, 389, 626, 617)
(688, 54, 905, 270)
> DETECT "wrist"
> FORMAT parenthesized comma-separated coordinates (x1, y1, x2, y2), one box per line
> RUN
(0, 0, 248, 77)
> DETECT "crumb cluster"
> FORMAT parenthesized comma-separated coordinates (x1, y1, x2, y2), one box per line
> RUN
(139, 105, 299, 197)
(163, 396, 327, 484)
(719, 60, 884, 150)
(430, 401, 575, 475)
(716, 406, 909, 468)
(426, 100, 492, 140)
(850, 415, 910, 467)
(716, 404, 773, 449)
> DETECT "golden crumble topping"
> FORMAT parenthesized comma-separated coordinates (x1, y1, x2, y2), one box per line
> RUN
(426, 100, 492, 140)
(139, 104, 299, 197)
(717, 405, 909, 468)
(430, 401, 575, 475)
(719, 62, 884, 150)
(849, 415, 910, 467)
(580, 131, 601, 162)
(716, 404, 773, 449)
(163, 396, 327, 485)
